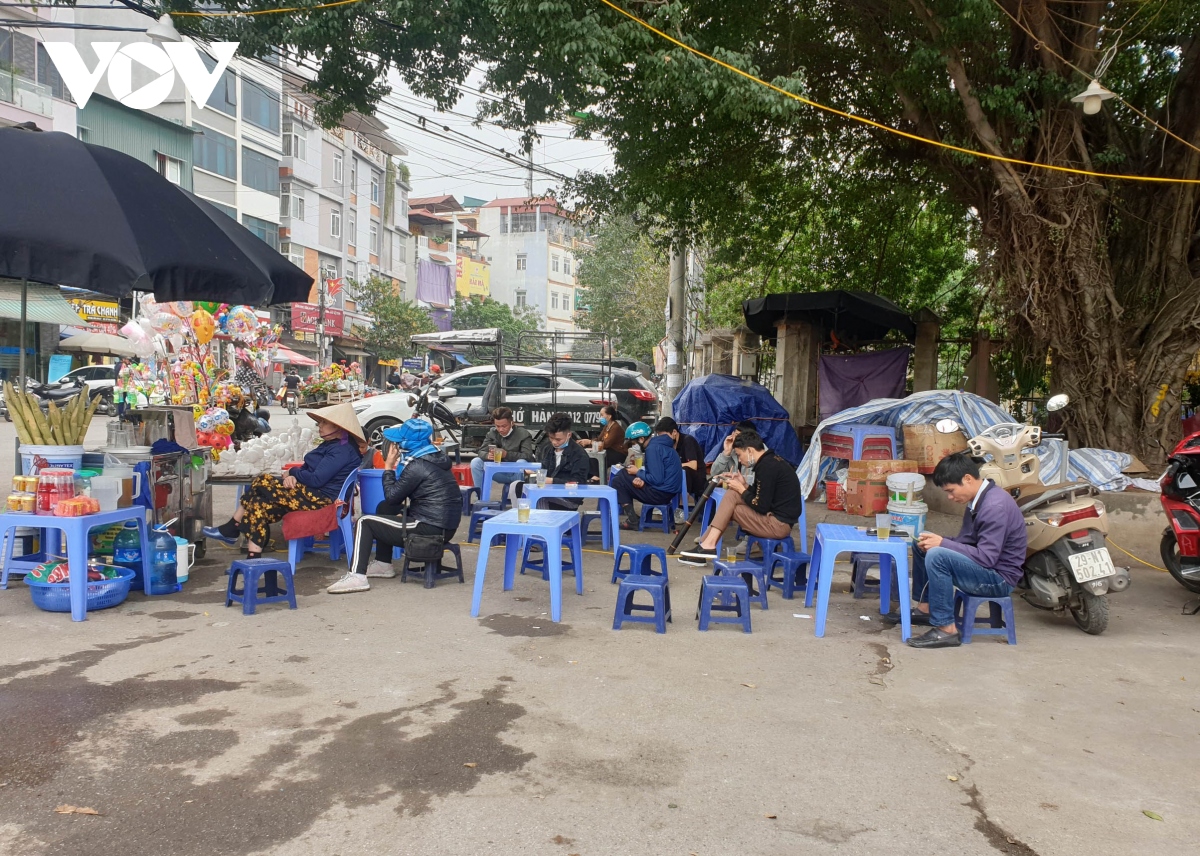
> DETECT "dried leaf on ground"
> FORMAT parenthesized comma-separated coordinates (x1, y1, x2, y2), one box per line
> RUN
(764, 813, 777, 819)
(1143, 810, 1164, 821)
(463, 762, 478, 768)
(741, 683, 756, 689)
(54, 805, 101, 816)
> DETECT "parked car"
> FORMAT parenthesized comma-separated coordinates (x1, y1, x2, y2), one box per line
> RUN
(531, 362, 659, 425)
(51, 364, 116, 396)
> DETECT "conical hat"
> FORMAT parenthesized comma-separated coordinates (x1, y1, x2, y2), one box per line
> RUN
(307, 402, 366, 443)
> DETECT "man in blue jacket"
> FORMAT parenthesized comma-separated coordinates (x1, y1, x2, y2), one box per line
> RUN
(611, 420, 684, 530)
(899, 452, 1028, 649)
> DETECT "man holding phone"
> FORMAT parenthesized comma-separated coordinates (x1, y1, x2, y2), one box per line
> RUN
(470, 407, 536, 504)
(896, 452, 1027, 649)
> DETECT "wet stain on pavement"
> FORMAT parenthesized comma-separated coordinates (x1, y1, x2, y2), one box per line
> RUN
(965, 784, 1040, 855)
(149, 611, 199, 620)
(867, 642, 893, 675)
(252, 679, 310, 698)
(283, 655, 309, 663)
(0, 636, 240, 788)
(481, 613, 569, 637)
(0, 677, 532, 855)
(176, 708, 233, 726)
(147, 728, 239, 765)
(291, 567, 342, 597)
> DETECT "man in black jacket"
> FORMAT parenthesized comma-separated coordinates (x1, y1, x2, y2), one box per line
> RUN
(680, 432, 802, 565)
(518, 412, 591, 510)
(328, 419, 462, 594)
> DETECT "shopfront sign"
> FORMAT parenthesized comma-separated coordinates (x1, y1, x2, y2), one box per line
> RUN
(66, 298, 120, 334)
(455, 257, 490, 297)
(291, 303, 343, 336)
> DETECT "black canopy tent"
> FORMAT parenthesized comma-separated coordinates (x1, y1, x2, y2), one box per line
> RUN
(742, 290, 917, 345)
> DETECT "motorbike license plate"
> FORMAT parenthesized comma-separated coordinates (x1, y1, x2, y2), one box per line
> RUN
(1067, 548, 1116, 583)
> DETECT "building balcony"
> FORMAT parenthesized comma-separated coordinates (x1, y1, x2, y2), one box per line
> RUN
(0, 74, 52, 118)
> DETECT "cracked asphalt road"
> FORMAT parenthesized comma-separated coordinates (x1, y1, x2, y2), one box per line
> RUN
(1, 490, 1195, 855)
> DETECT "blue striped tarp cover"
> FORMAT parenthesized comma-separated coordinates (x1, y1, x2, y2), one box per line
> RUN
(798, 391, 1133, 495)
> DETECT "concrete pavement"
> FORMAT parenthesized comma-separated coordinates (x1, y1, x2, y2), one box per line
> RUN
(0, 414, 1196, 855)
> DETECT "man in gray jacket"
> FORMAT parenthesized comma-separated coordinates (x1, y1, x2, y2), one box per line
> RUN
(710, 421, 761, 480)
(469, 406, 536, 504)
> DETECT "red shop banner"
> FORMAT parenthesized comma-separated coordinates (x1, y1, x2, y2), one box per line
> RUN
(291, 303, 344, 336)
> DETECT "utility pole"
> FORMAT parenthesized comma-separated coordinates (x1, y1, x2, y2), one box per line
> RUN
(663, 238, 687, 418)
(525, 140, 534, 199)
(316, 276, 327, 370)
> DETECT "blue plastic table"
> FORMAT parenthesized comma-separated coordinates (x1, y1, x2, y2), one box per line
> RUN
(803, 523, 912, 640)
(525, 484, 619, 551)
(470, 508, 583, 623)
(480, 462, 543, 506)
(0, 507, 152, 622)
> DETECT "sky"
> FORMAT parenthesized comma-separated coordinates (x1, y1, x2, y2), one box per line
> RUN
(379, 70, 614, 204)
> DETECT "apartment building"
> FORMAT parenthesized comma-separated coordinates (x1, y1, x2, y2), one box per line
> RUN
(1, 11, 77, 134)
(277, 87, 411, 365)
(475, 198, 587, 334)
(405, 195, 490, 329)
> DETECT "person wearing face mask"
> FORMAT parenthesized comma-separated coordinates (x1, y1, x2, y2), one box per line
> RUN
(203, 403, 368, 559)
(612, 420, 684, 529)
(516, 412, 591, 510)
(470, 406, 536, 504)
(578, 404, 628, 470)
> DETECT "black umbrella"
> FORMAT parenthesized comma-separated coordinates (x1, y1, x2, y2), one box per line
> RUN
(0, 125, 311, 305)
(742, 289, 917, 344)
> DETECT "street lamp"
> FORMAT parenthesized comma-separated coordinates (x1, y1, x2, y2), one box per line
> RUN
(1071, 79, 1114, 115)
(145, 13, 182, 43)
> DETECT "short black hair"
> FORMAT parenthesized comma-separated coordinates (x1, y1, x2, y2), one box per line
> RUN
(492, 406, 514, 422)
(545, 412, 573, 435)
(735, 420, 756, 434)
(732, 431, 765, 451)
(932, 452, 983, 487)
(655, 417, 678, 434)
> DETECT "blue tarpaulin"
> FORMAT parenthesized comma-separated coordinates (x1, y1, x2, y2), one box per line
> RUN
(672, 374, 804, 467)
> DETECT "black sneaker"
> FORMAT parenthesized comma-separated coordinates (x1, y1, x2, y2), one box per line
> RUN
(679, 545, 717, 565)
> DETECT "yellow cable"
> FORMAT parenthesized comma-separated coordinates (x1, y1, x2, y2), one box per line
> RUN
(173, 0, 364, 18)
(595, 0, 1200, 185)
(1105, 536, 1167, 572)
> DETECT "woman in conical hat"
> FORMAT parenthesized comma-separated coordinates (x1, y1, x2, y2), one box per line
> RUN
(203, 402, 367, 557)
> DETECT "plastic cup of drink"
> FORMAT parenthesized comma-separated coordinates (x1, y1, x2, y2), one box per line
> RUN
(724, 544, 738, 562)
(492, 447, 503, 463)
(517, 499, 531, 523)
(876, 513, 891, 540)
(536, 471, 546, 487)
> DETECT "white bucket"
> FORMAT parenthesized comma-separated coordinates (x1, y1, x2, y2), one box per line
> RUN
(886, 472, 926, 504)
(20, 444, 85, 476)
(889, 500, 928, 539)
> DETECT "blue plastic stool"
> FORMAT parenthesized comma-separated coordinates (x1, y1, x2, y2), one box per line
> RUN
(697, 575, 752, 632)
(822, 423, 898, 460)
(460, 485, 481, 515)
(401, 542, 464, 588)
(611, 543, 668, 584)
(954, 592, 1017, 645)
(744, 535, 796, 564)
(765, 550, 812, 600)
(715, 559, 768, 610)
(226, 558, 297, 615)
(581, 511, 605, 546)
(639, 499, 676, 534)
(851, 553, 901, 603)
(521, 531, 579, 579)
(468, 508, 503, 543)
(612, 574, 672, 633)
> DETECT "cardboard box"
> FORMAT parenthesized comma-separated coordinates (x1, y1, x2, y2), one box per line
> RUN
(847, 459, 919, 482)
(844, 478, 890, 516)
(902, 425, 968, 474)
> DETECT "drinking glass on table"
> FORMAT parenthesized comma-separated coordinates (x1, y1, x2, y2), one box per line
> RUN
(491, 445, 503, 463)
(517, 498, 531, 523)
(536, 470, 546, 488)
(876, 513, 892, 540)
(724, 543, 738, 563)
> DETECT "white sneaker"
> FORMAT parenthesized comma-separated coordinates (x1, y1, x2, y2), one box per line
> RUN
(327, 572, 370, 594)
(365, 560, 396, 578)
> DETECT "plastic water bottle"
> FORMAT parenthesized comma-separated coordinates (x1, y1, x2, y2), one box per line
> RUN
(112, 521, 143, 589)
(149, 528, 180, 595)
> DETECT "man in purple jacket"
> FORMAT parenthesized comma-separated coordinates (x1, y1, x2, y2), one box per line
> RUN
(900, 452, 1028, 649)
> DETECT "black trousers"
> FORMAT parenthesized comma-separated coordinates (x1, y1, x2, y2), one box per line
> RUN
(353, 498, 458, 572)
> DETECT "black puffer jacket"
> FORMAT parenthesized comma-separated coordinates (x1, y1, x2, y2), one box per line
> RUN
(381, 452, 463, 531)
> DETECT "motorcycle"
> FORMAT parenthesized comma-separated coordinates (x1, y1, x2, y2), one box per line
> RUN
(937, 394, 1129, 634)
(283, 388, 299, 415)
(1157, 431, 1200, 594)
